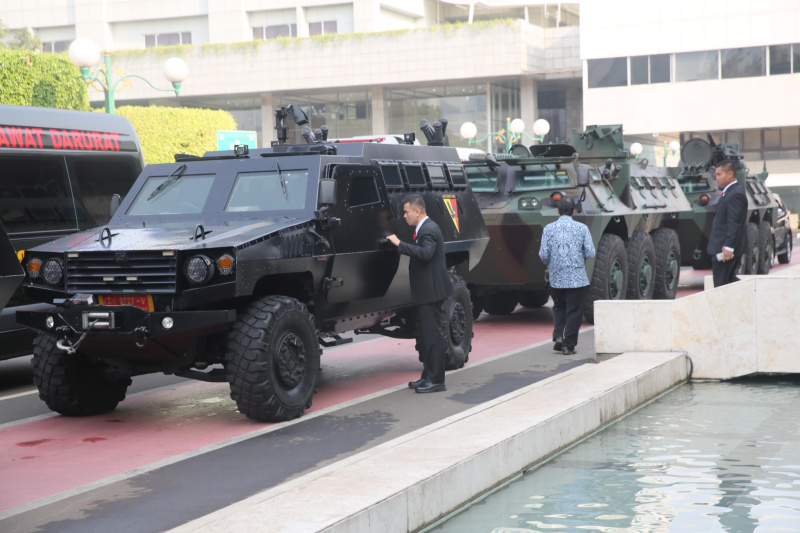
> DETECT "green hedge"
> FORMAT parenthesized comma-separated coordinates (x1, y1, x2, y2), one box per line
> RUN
(0, 49, 89, 110)
(115, 106, 237, 164)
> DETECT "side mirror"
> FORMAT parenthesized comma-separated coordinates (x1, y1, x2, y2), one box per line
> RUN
(110, 194, 121, 217)
(576, 167, 591, 187)
(318, 179, 337, 206)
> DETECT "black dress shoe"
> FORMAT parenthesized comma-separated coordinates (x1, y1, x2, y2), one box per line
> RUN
(408, 378, 427, 389)
(416, 382, 447, 393)
(562, 347, 576, 355)
(553, 337, 563, 352)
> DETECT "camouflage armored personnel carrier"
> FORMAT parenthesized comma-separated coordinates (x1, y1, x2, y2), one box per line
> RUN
(457, 125, 692, 323)
(665, 135, 790, 275)
(15, 106, 488, 422)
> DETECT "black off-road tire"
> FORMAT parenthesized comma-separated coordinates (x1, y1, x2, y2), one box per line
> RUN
(469, 289, 483, 321)
(651, 228, 681, 300)
(625, 231, 656, 300)
(518, 289, 550, 308)
(778, 231, 793, 264)
(442, 274, 472, 370)
(757, 221, 773, 274)
(738, 222, 759, 275)
(585, 233, 628, 324)
(483, 291, 518, 315)
(31, 334, 131, 416)
(224, 296, 321, 422)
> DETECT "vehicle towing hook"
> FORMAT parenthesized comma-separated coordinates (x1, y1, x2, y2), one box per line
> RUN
(134, 326, 150, 348)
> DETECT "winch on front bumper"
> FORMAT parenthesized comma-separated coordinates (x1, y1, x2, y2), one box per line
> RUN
(16, 304, 236, 358)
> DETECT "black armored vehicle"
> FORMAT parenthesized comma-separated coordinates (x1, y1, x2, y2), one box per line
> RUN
(666, 135, 789, 275)
(16, 108, 488, 422)
(459, 125, 692, 323)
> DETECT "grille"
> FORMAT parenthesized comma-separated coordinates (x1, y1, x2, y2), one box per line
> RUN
(66, 251, 178, 294)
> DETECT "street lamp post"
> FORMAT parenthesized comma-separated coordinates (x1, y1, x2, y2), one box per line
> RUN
(68, 38, 189, 114)
(460, 117, 551, 153)
(663, 140, 681, 167)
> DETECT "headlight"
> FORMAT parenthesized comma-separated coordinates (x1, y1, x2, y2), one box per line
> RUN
(518, 197, 541, 210)
(27, 257, 42, 279)
(217, 254, 235, 275)
(184, 255, 214, 285)
(42, 258, 64, 286)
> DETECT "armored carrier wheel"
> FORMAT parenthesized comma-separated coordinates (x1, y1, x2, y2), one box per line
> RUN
(585, 233, 628, 324)
(483, 291, 518, 315)
(518, 289, 550, 308)
(31, 333, 131, 416)
(224, 296, 320, 422)
(625, 231, 656, 300)
(778, 232, 793, 264)
(651, 228, 681, 300)
(469, 290, 483, 321)
(757, 221, 773, 274)
(738, 222, 759, 275)
(442, 274, 472, 370)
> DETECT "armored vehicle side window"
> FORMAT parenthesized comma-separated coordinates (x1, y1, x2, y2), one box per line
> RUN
(514, 169, 570, 191)
(446, 165, 467, 186)
(464, 165, 497, 192)
(348, 176, 381, 207)
(403, 164, 427, 187)
(128, 174, 215, 216)
(677, 176, 711, 193)
(380, 165, 403, 188)
(0, 155, 79, 233)
(225, 171, 309, 212)
(70, 159, 140, 228)
(425, 164, 447, 186)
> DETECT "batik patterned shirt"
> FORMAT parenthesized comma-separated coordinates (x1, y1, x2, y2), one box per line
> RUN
(538, 215, 596, 289)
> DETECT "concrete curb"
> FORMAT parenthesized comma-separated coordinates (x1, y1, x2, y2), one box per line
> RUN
(173, 352, 688, 533)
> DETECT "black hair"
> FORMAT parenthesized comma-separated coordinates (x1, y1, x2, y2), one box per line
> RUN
(557, 197, 575, 216)
(717, 160, 736, 174)
(402, 193, 426, 212)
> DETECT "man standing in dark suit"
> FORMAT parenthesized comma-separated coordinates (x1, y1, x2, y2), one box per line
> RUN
(387, 194, 453, 393)
(707, 160, 749, 287)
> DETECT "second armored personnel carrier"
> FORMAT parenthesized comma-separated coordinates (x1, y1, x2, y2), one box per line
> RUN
(666, 135, 789, 275)
(458, 125, 692, 323)
(15, 108, 489, 422)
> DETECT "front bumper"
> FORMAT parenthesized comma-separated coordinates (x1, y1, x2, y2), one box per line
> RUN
(16, 305, 236, 359)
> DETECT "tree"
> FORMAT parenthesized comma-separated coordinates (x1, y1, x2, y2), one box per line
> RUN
(0, 20, 43, 51)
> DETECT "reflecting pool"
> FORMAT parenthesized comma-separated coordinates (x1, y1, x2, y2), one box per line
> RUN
(431, 377, 800, 533)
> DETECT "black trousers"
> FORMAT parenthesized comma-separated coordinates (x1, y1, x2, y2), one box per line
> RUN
(711, 254, 741, 287)
(416, 300, 446, 385)
(550, 286, 586, 350)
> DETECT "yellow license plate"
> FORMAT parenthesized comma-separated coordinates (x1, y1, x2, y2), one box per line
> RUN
(98, 294, 154, 311)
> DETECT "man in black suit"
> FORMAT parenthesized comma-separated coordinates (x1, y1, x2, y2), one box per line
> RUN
(707, 160, 748, 287)
(387, 194, 453, 393)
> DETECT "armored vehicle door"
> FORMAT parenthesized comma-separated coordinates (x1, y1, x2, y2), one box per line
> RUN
(324, 164, 400, 303)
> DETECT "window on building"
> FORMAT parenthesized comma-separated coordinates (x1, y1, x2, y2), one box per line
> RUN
(309, 20, 337, 36)
(42, 40, 70, 53)
(650, 54, 670, 83)
(675, 51, 718, 82)
(145, 32, 191, 48)
(721, 47, 765, 79)
(630, 56, 648, 85)
(587, 58, 627, 88)
(253, 24, 297, 40)
(742, 129, 761, 151)
(764, 129, 781, 149)
(769, 44, 792, 75)
(781, 127, 799, 148)
(794, 44, 800, 74)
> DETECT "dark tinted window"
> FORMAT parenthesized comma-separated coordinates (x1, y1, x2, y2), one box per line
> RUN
(794, 44, 800, 73)
(447, 165, 467, 185)
(426, 164, 447, 185)
(380, 165, 403, 187)
(224, 171, 308, 213)
(348, 176, 380, 207)
(515, 169, 570, 191)
(0, 156, 78, 233)
(70, 158, 139, 228)
(721, 47, 765, 79)
(770, 44, 791, 75)
(630, 56, 648, 85)
(404, 165, 426, 186)
(650, 54, 670, 83)
(464, 165, 497, 192)
(587, 58, 627, 88)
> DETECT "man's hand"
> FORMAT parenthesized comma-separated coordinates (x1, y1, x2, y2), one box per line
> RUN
(387, 234, 400, 247)
(721, 248, 734, 262)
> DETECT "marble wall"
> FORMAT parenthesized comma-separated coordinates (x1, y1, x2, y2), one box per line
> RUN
(595, 273, 800, 379)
